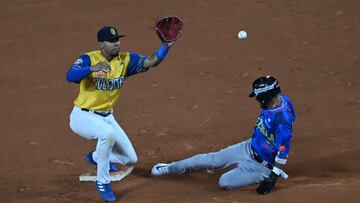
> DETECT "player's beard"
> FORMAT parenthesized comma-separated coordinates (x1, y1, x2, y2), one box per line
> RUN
(110, 48, 120, 58)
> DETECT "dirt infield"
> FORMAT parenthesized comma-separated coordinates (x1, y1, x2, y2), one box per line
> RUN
(1, 0, 359, 202)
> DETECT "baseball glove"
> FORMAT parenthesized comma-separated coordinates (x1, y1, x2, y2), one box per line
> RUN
(155, 16, 183, 43)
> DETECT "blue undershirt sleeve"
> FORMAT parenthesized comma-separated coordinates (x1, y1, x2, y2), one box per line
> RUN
(126, 52, 147, 77)
(274, 112, 293, 159)
(66, 54, 92, 83)
(274, 124, 292, 159)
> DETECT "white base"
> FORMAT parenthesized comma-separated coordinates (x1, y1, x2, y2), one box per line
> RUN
(79, 166, 134, 182)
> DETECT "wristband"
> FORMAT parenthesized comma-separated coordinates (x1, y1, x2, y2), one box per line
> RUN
(275, 156, 287, 165)
(155, 44, 170, 60)
(272, 166, 282, 176)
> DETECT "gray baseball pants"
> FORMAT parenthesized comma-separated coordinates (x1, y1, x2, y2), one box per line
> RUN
(167, 139, 272, 190)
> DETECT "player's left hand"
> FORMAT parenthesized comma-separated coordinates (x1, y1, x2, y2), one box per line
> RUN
(155, 16, 183, 45)
(256, 172, 279, 195)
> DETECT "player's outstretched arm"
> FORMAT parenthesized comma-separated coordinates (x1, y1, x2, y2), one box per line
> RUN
(142, 15, 182, 69)
(143, 42, 174, 69)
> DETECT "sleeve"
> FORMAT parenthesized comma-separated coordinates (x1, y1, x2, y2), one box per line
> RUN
(283, 95, 296, 122)
(66, 54, 92, 83)
(289, 102, 296, 122)
(126, 52, 148, 77)
(273, 112, 293, 164)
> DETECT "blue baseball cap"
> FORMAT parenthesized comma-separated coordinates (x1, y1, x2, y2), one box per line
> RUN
(97, 26, 125, 42)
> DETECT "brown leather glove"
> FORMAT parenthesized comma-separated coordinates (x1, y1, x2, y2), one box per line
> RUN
(155, 16, 183, 43)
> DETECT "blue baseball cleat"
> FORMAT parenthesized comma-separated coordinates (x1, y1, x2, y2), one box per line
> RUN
(95, 181, 117, 202)
(86, 151, 119, 172)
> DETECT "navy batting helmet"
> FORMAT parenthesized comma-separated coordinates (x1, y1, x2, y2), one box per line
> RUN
(249, 75, 281, 107)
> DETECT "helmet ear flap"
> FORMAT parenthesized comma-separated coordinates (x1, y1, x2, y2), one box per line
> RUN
(256, 93, 273, 105)
(255, 86, 281, 108)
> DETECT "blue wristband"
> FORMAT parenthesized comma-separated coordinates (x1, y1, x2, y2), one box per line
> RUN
(155, 44, 170, 60)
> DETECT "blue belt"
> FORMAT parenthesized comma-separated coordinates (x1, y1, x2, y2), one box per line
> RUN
(81, 108, 112, 117)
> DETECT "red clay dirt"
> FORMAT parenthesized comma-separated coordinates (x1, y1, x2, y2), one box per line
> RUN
(1, 0, 359, 202)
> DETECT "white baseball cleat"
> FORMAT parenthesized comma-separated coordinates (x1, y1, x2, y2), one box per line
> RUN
(151, 163, 170, 176)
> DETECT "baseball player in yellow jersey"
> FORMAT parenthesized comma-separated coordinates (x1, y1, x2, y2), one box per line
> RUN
(66, 26, 176, 202)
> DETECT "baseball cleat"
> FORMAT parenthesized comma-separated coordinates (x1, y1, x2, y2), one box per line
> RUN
(86, 151, 119, 172)
(95, 181, 116, 202)
(151, 163, 170, 176)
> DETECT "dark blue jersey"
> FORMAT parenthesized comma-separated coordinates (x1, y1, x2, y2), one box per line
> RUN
(251, 94, 296, 164)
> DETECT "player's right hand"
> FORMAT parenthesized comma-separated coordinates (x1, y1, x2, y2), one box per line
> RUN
(90, 61, 111, 73)
(256, 172, 279, 195)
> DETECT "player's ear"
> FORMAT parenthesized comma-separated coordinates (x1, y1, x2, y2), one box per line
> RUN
(99, 42, 104, 49)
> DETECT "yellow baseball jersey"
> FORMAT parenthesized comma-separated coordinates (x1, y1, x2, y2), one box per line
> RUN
(67, 50, 147, 111)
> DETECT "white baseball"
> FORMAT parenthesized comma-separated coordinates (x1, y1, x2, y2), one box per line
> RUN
(237, 30, 247, 40)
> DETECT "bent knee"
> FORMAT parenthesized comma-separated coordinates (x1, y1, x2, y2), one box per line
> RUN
(219, 177, 231, 190)
(219, 176, 238, 190)
(99, 129, 116, 144)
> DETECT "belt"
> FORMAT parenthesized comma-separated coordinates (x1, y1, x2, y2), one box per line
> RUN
(81, 108, 112, 117)
(250, 150, 273, 170)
